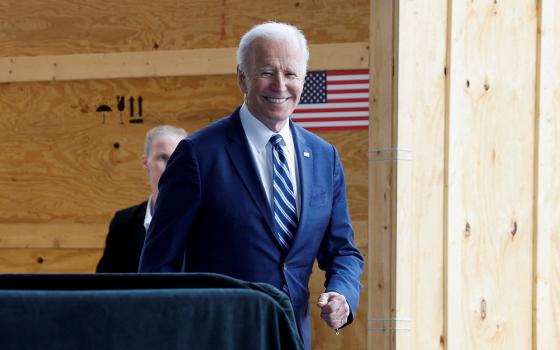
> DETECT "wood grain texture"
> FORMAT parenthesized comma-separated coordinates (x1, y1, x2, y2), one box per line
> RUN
(535, 0, 560, 348)
(0, 43, 369, 83)
(447, 1, 537, 349)
(0, 0, 369, 56)
(398, 1, 448, 349)
(0, 75, 240, 224)
(0, 224, 106, 248)
(0, 248, 101, 273)
(368, 0, 396, 349)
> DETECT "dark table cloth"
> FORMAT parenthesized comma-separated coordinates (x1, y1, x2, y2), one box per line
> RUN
(0, 273, 304, 350)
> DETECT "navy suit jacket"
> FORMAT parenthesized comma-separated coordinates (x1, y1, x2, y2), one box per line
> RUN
(97, 201, 148, 273)
(139, 108, 364, 348)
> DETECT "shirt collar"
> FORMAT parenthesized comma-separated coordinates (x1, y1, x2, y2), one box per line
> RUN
(239, 103, 293, 153)
(143, 196, 153, 232)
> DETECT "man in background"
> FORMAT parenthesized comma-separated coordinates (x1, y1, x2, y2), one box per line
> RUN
(139, 22, 363, 349)
(97, 125, 187, 272)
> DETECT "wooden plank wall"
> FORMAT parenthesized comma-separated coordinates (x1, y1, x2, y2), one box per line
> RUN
(447, 1, 536, 349)
(369, 0, 560, 349)
(0, 1, 370, 349)
(535, 1, 560, 348)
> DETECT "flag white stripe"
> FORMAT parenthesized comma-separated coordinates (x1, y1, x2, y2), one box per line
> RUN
(327, 84, 369, 90)
(293, 111, 369, 118)
(327, 74, 369, 81)
(295, 102, 369, 109)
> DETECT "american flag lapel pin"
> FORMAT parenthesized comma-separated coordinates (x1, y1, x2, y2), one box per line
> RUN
(303, 151, 310, 158)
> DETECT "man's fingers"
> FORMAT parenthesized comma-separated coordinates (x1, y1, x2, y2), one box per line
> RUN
(317, 292, 344, 308)
(320, 298, 342, 315)
(317, 293, 330, 307)
(317, 292, 349, 330)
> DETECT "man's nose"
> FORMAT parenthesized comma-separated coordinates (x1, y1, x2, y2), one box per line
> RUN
(271, 73, 287, 91)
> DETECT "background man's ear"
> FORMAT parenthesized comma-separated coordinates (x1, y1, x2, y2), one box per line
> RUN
(142, 155, 148, 172)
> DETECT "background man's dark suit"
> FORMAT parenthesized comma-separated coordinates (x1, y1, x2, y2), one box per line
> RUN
(96, 125, 186, 273)
(96, 201, 147, 273)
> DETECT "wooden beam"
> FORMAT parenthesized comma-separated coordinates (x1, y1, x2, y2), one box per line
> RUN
(368, 0, 396, 349)
(0, 42, 369, 83)
(0, 220, 363, 250)
(0, 224, 106, 248)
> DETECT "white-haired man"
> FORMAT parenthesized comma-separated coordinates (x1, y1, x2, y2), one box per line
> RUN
(139, 23, 363, 349)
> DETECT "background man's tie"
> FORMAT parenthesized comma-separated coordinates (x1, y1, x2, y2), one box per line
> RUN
(270, 134, 298, 252)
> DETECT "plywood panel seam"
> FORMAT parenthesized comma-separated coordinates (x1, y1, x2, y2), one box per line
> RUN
(532, 2, 543, 349)
(442, 0, 454, 349)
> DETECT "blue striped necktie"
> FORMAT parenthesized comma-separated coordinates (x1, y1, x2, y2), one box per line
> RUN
(270, 134, 298, 252)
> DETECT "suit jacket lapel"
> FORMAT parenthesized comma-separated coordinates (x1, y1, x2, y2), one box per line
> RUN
(225, 111, 275, 235)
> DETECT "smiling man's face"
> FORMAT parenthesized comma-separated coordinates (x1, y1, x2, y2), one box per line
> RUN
(238, 37, 305, 132)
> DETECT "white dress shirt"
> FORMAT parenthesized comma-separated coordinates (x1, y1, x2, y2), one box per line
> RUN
(239, 104, 300, 217)
(143, 196, 153, 232)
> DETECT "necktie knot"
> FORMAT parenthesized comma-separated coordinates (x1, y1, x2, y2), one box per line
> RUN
(270, 134, 284, 148)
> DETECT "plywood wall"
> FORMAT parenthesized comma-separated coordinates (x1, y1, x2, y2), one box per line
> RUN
(447, 1, 536, 349)
(369, 0, 560, 349)
(0, 1, 370, 350)
(535, 1, 560, 348)
(0, 0, 368, 55)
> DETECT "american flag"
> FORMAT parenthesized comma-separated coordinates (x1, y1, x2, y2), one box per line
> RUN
(292, 70, 369, 131)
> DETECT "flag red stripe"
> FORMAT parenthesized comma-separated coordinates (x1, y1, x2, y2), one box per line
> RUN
(326, 70, 369, 76)
(326, 98, 369, 103)
(327, 80, 369, 85)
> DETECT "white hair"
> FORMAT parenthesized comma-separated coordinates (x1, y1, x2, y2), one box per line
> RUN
(236, 22, 309, 76)
(144, 125, 187, 156)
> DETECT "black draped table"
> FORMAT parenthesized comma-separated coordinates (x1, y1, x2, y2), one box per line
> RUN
(0, 273, 304, 350)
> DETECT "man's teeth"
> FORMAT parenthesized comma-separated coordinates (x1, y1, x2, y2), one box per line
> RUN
(266, 97, 288, 104)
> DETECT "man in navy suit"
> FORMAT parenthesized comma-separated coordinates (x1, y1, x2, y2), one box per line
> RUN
(139, 22, 364, 349)
(97, 125, 186, 272)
